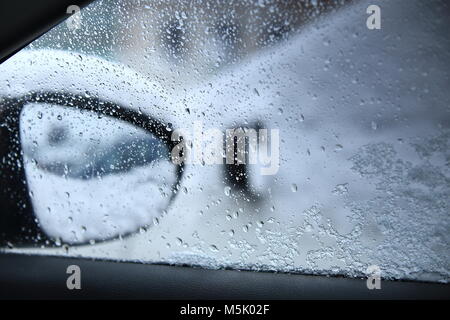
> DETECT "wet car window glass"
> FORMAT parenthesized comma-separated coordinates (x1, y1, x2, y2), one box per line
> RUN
(21, 102, 176, 244)
(0, 0, 449, 283)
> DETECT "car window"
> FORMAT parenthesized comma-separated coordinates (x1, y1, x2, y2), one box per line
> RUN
(0, 0, 449, 284)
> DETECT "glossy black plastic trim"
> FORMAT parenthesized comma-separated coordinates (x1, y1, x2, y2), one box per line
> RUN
(0, 253, 448, 300)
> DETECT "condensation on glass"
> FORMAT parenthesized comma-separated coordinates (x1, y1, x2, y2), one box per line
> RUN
(0, 0, 449, 283)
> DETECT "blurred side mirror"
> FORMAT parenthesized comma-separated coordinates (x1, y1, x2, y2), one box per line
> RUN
(0, 92, 183, 247)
